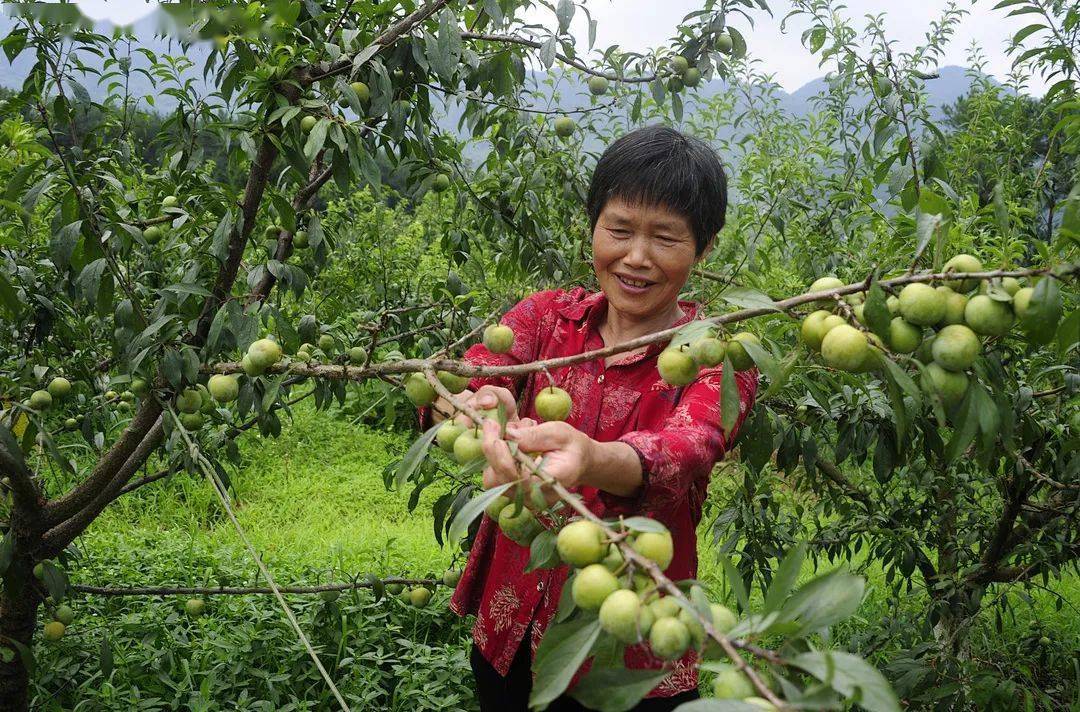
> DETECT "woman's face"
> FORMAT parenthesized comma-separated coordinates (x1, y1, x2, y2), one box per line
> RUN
(592, 196, 708, 320)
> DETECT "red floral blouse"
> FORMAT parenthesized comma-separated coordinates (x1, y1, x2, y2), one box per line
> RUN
(447, 288, 758, 698)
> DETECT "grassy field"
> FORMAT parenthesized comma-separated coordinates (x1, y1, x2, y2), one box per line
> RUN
(42, 402, 1078, 709)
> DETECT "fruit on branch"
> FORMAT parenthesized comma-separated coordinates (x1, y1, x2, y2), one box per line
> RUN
(658, 347, 699, 386)
(453, 428, 485, 464)
(442, 569, 462, 587)
(241, 354, 263, 376)
(683, 67, 702, 87)
(405, 373, 437, 407)
(131, 377, 149, 397)
(887, 317, 921, 354)
(599, 589, 651, 643)
(874, 76, 893, 97)
(964, 295, 1014, 336)
(483, 324, 514, 353)
(319, 589, 340, 603)
(649, 616, 690, 660)
(185, 598, 206, 617)
(942, 254, 983, 292)
(924, 362, 969, 407)
(485, 495, 512, 519)
(437, 371, 469, 394)
(47, 377, 71, 398)
(808, 276, 844, 305)
(931, 325, 981, 371)
(690, 336, 727, 367)
(572, 563, 620, 611)
(715, 31, 733, 54)
(898, 283, 945, 326)
(554, 116, 576, 138)
(64, 417, 77, 428)
(535, 386, 573, 422)
(300, 115, 317, 133)
(667, 76, 684, 93)
(396, 589, 411, 603)
(557, 519, 606, 567)
(176, 388, 202, 414)
(348, 346, 367, 365)
(670, 56, 690, 73)
(248, 338, 283, 370)
(54, 605, 74, 626)
(800, 310, 834, 351)
(33, 563, 45, 579)
(712, 667, 755, 699)
(386, 583, 404, 595)
(437, 422, 465, 453)
(631, 530, 674, 570)
(123, 389, 138, 404)
(180, 412, 204, 431)
(42, 621, 66, 642)
(1012, 286, 1037, 322)
(937, 286, 969, 326)
(587, 76, 609, 95)
(679, 601, 737, 648)
(318, 334, 336, 353)
(820, 325, 868, 372)
(162, 195, 179, 208)
(432, 173, 451, 192)
(649, 596, 681, 620)
(1000, 277, 1021, 296)
(498, 503, 542, 546)
(350, 81, 370, 102)
(143, 225, 163, 244)
(293, 230, 309, 248)
(886, 295, 900, 315)
(28, 389, 52, 411)
(264, 224, 281, 239)
(727, 332, 761, 371)
(409, 586, 432, 607)
(208, 374, 239, 403)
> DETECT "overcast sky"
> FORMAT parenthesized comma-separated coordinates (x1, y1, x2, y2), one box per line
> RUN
(72, 0, 1046, 95)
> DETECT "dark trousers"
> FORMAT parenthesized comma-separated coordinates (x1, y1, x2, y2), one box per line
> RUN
(470, 635, 700, 712)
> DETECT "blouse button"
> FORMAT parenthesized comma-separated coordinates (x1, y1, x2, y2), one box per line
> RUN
(537, 580, 544, 592)
(597, 373, 605, 384)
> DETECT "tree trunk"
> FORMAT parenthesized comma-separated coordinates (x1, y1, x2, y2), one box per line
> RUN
(0, 559, 40, 712)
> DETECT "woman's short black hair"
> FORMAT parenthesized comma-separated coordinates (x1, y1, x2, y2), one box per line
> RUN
(586, 125, 727, 255)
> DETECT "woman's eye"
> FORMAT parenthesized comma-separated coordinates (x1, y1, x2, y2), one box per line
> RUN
(609, 228, 630, 237)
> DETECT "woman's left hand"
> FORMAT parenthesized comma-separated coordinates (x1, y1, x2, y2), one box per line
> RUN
(479, 419, 594, 495)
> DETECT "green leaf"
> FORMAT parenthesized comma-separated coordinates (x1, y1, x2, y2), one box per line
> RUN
(394, 422, 440, 489)
(665, 701, 761, 711)
(739, 338, 779, 384)
(944, 389, 979, 463)
(303, 118, 329, 162)
(719, 287, 780, 312)
(39, 561, 69, 602)
(530, 618, 602, 708)
(0, 272, 19, 318)
(526, 529, 560, 572)
(788, 651, 900, 712)
(569, 667, 671, 712)
(779, 569, 865, 634)
(763, 542, 806, 613)
(721, 354, 739, 433)
(1022, 277, 1062, 344)
(555, 0, 575, 33)
(719, 555, 750, 611)
(622, 516, 669, 534)
(863, 283, 892, 342)
(446, 482, 515, 544)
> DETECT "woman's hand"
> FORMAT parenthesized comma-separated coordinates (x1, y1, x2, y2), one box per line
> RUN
(430, 384, 518, 426)
(479, 419, 596, 502)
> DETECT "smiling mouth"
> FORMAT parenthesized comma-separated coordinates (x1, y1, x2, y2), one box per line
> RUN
(616, 274, 654, 288)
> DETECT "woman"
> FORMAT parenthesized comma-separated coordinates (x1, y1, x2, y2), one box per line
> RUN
(431, 125, 758, 711)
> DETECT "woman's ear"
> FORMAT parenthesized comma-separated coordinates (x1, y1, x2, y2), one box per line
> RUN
(695, 237, 716, 263)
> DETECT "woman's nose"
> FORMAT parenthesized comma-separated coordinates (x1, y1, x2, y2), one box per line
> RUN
(622, 236, 651, 267)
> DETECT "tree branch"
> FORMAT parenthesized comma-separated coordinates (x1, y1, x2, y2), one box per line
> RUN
(39, 417, 165, 556)
(44, 399, 163, 526)
(210, 265, 1076, 383)
(460, 32, 664, 83)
